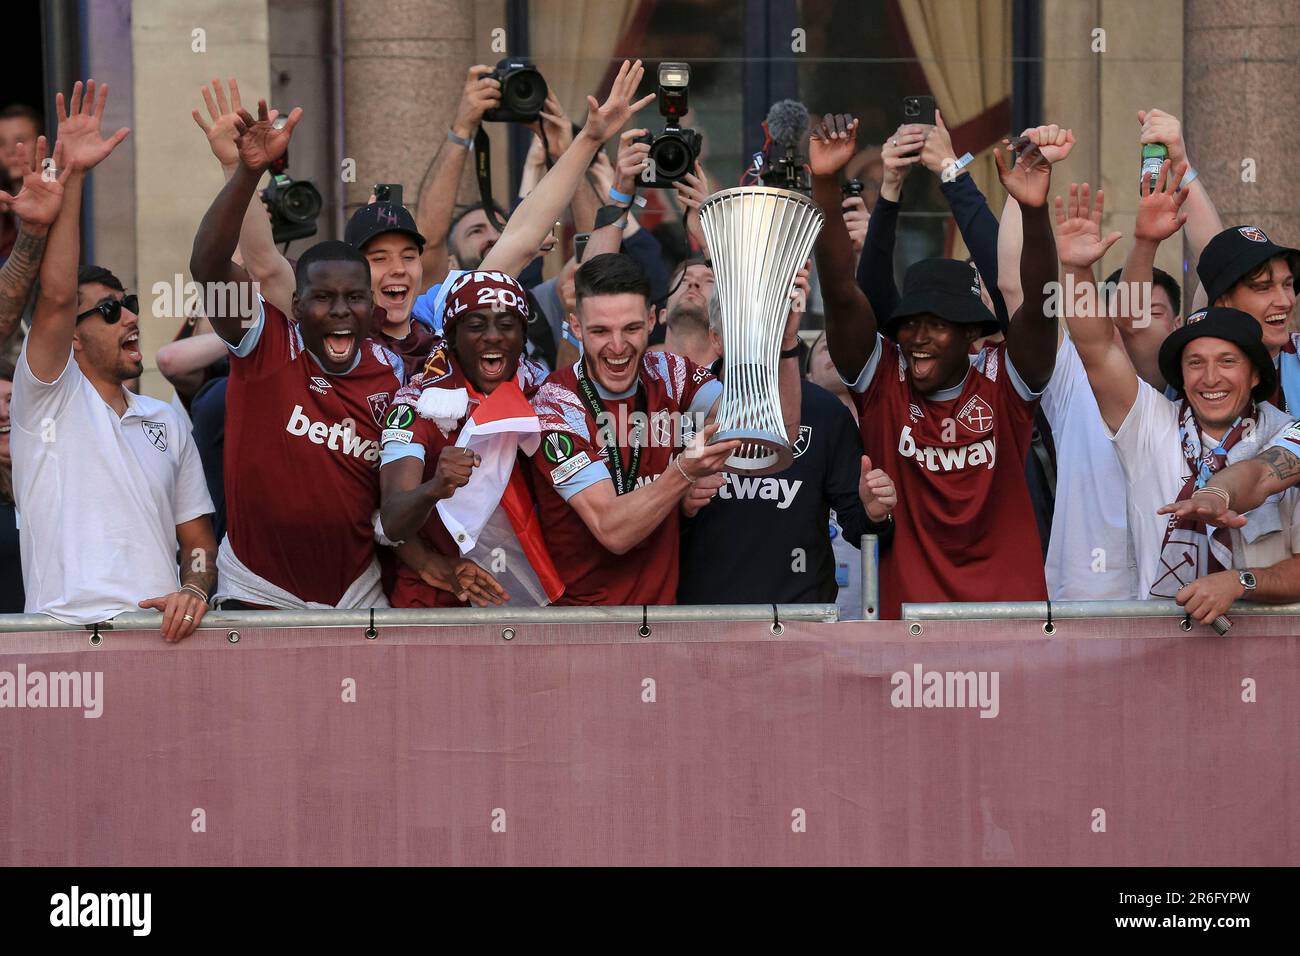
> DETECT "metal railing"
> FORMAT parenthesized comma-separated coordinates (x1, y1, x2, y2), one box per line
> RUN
(902, 599, 1300, 623)
(0, 603, 841, 634)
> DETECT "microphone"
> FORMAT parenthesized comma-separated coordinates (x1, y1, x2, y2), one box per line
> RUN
(760, 100, 811, 193)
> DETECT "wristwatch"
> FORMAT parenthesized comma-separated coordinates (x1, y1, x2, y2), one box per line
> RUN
(1238, 570, 1257, 592)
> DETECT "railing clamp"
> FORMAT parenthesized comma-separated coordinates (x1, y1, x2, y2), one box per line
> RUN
(365, 607, 378, 641)
(638, 606, 651, 639)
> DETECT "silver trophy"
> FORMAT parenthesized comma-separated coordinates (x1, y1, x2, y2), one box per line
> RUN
(700, 186, 824, 475)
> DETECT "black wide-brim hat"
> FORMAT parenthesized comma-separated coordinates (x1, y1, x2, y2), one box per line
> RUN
(1157, 306, 1277, 403)
(344, 201, 427, 253)
(882, 258, 1000, 338)
(1197, 225, 1299, 305)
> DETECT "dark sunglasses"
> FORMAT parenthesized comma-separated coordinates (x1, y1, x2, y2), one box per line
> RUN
(76, 293, 139, 325)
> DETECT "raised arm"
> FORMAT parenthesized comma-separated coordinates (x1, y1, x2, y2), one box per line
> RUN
(1054, 182, 1132, 432)
(0, 139, 67, 343)
(854, 125, 922, 322)
(1139, 109, 1222, 267)
(481, 60, 655, 277)
(922, 110, 1013, 328)
(415, 65, 501, 284)
(809, 113, 878, 381)
(189, 99, 302, 344)
(28, 81, 129, 382)
(994, 126, 1065, 392)
(192, 78, 296, 315)
(1115, 158, 1190, 391)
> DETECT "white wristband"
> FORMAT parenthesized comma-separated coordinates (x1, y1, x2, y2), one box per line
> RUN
(1180, 166, 1198, 189)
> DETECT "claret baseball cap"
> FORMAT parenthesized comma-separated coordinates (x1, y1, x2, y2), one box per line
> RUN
(1197, 225, 1299, 305)
(883, 258, 1000, 338)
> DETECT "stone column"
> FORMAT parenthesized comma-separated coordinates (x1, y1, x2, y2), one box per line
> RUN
(1041, 0, 1183, 286)
(1184, 0, 1300, 298)
(130, 0, 271, 398)
(341, 0, 508, 226)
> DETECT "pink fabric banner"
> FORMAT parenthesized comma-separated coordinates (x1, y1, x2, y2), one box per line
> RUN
(1, 617, 1297, 866)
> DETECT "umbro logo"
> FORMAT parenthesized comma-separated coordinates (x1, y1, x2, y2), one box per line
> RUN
(309, 376, 332, 396)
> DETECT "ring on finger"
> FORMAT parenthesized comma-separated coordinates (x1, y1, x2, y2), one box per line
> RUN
(183, 614, 195, 623)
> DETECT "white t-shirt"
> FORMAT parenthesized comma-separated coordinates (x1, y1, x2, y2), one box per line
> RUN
(1108, 381, 1300, 597)
(1040, 337, 1136, 600)
(11, 346, 214, 624)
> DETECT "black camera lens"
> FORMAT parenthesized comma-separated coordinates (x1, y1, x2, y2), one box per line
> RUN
(280, 181, 323, 223)
(504, 69, 547, 116)
(652, 135, 691, 180)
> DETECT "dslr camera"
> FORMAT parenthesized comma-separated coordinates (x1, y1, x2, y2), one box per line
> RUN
(634, 62, 703, 188)
(260, 144, 323, 244)
(482, 57, 548, 123)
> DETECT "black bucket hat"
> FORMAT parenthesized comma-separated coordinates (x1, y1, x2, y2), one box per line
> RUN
(1197, 225, 1299, 305)
(1157, 306, 1277, 403)
(882, 258, 1000, 338)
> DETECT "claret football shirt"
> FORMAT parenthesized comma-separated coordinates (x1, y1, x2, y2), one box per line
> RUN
(849, 334, 1046, 618)
(530, 352, 721, 605)
(222, 297, 404, 604)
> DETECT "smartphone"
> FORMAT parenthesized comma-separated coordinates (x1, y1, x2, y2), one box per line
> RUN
(902, 95, 937, 127)
(373, 183, 403, 206)
(574, 232, 591, 263)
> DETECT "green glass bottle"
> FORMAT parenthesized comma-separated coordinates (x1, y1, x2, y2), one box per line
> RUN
(1140, 142, 1168, 195)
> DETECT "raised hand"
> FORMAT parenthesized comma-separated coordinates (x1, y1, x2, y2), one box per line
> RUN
(994, 128, 1055, 209)
(55, 79, 131, 172)
(842, 195, 869, 255)
(881, 123, 925, 200)
(231, 99, 304, 174)
(453, 64, 502, 139)
(919, 109, 955, 176)
(1026, 124, 1075, 165)
(0, 138, 71, 228)
(1053, 182, 1122, 269)
(192, 77, 244, 168)
(1138, 108, 1186, 169)
(673, 161, 711, 255)
(1134, 159, 1190, 243)
(580, 59, 656, 145)
(614, 128, 650, 194)
(859, 455, 897, 522)
(530, 92, 573, 161)
(809, 113, 859, 177)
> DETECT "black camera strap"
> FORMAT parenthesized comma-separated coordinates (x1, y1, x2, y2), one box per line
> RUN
(575, 356, 646, 496)
(474, 126, 508, 234)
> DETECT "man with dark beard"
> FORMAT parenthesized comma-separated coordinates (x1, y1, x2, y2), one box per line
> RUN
(658, 259, 717, 367)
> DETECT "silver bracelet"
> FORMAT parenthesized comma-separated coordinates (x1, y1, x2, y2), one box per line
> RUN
(447, 128, 475, 149)
(1192, 485, 1230, 507)
(674, 454, 696, 483)
(181, 583, 210, 605)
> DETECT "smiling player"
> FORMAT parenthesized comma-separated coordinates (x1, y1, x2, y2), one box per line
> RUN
(810, 112, 1064, 618)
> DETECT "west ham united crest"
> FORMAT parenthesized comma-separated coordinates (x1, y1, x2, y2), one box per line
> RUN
(792, 425, 812, 458)
(956, 395, 994, 434)
(142, 420, 168, 452)
(367, 392, 390, 425)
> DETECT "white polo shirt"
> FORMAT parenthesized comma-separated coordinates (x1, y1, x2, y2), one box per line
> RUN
(1108, 380, 1300, 597)
(11, 345, 214, 625)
